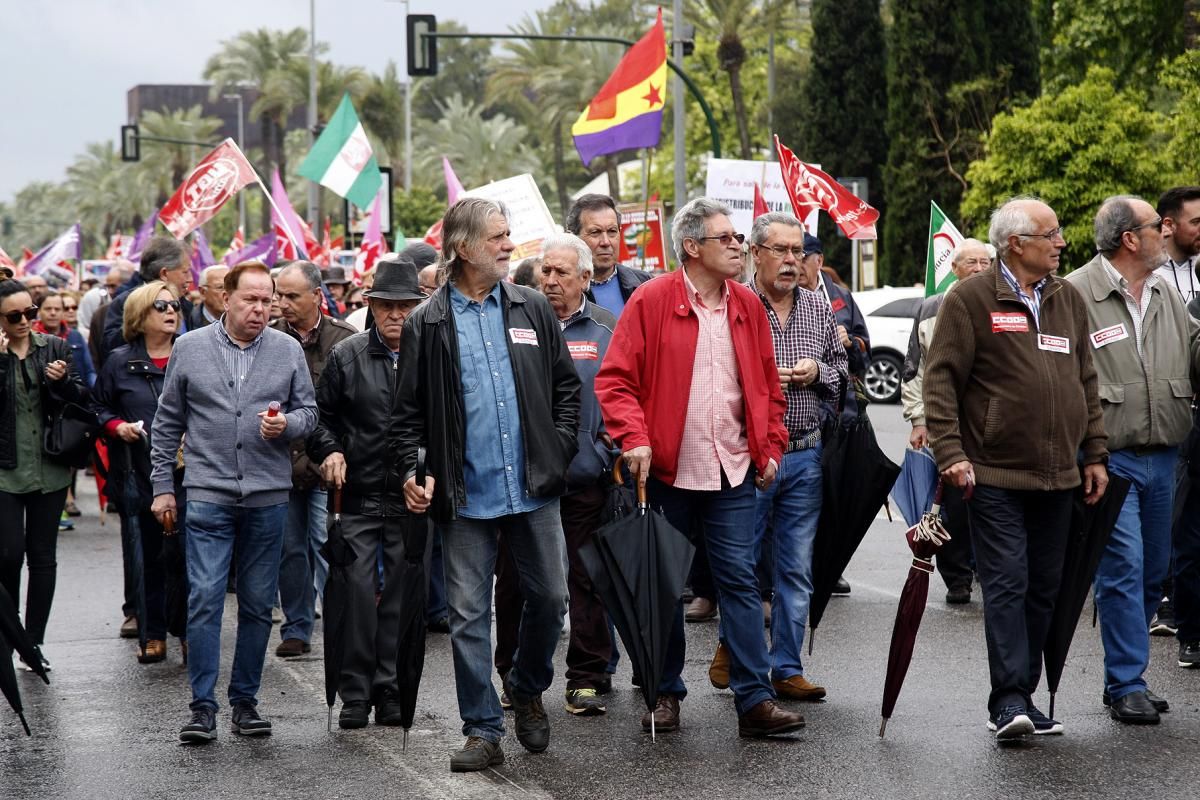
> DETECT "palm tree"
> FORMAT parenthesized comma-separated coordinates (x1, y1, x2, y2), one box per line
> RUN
(136, 106, 224, 203)
(65, 141, 152, 245)
(361, 61, 407, 168)
(414, 94, 540, 189)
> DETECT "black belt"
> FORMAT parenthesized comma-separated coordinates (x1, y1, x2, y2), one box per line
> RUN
(785, 429, 822, 453)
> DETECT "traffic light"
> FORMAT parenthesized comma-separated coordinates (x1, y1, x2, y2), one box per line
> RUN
(120, 124, 140, 162)
(407, 14, 437, 77)
(1, 216, 11, 237)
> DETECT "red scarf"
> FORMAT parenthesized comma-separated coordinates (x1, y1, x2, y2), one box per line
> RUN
(32, 320, 69, 340)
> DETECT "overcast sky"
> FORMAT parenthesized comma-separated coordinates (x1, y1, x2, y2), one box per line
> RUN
(1, 0, 554, 203)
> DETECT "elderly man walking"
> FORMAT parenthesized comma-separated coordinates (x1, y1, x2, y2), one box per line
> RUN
(270, 261, 356, 659)
(395, 198, 579, 772)
(566, 194, 652, 318)
(924, 196, 1108, 741)
(596, 197, 804, 738)
(1063, 196, 1200, 724)
(150, 262, 318, 744)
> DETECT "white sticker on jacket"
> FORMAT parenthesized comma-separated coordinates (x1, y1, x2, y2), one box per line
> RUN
(509, 327, 539, 346)
(568, 341, 599, 360)
(1037, 334, 1070, 354)
(1090, 323, 1129, 349)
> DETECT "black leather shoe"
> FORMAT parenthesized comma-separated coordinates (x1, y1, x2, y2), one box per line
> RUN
(1109, 691, 1161, 724)
(180, 707, 217, 743)
(375, 690, 405, 726)
(1102, 688, 1169, 713)
(504, 676, 550, 753)
(339, 701, 370, 729)
(450, 736, 504, 772)
(231, 702, 272, 736)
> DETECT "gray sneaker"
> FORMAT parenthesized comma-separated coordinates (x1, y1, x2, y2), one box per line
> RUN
(230, 702, 272, 736)
(450, 736, 504, 772)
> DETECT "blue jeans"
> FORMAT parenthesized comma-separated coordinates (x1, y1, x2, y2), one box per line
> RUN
(652, 473, 774, 715)
(1094, 447, 1177, 701)
(185, 500, 288, 712)
(441, 500, 568, 742)
(755, 445, 822, 678)
(426, 527, 447, 622)
(278, 488, 328, 643)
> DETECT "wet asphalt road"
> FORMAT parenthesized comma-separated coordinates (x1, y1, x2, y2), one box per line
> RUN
(2, 404, 1199, 799)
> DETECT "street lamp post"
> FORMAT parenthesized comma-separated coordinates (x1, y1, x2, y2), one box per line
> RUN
(223, 93, 247, 234)
(308, 0, 320, 223)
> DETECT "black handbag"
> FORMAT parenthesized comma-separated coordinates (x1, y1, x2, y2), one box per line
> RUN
(44, 401, 101, 468)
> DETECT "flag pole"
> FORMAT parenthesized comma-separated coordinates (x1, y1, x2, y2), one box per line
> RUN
(251, 174, 305, 255)
(641, 148, 654, 271)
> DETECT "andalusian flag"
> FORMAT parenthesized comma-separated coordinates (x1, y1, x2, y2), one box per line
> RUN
(925, 201, 965, 297)
(571, 10, 667, 166)
(299, 94, 383, 209)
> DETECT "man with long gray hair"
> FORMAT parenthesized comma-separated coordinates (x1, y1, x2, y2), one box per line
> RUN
(395, 198, 580, 771)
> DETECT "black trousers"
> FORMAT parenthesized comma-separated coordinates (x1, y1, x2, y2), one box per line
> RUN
(936, 484, 975, 591)
(0, 487, 68, 645)
(1174, 484, 1200, 644)
(967, 485, 1072, 715)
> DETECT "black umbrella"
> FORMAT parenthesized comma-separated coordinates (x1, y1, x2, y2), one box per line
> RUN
(319, 487, 357, 732)
(393, 447, 430, 750)
(579, 463, 695, 740)
(808, 410, 901, 653)
(1043, 474, 1132, 719)
(117, 438, 149, 657)
(159, 505, 188, 642)
(0, 583, 50, 735)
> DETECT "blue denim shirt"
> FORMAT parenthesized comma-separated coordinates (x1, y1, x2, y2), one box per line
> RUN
(449, 282, 551, 519)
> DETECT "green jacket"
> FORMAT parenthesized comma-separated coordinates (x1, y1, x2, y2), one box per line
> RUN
(1063, 255, 1200, 452)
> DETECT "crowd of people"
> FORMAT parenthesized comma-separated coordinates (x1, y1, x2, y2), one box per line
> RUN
(1, 185, 1198, 768)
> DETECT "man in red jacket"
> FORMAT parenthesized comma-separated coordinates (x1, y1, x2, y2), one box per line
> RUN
(595, 197, 805, 738)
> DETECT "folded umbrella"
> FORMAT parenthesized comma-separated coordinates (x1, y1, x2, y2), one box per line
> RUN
(159, 506, 188, 641)
(578, 463, 695, 741)
(319, 487, 357, 732)
(891, 448, 939, 528)
(1043, 474, 1132, 719)
(393, 447, 430, 751)
(0, 583, 49, 735)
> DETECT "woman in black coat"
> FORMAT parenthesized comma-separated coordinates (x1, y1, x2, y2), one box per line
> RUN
(89, 280, 185, 665)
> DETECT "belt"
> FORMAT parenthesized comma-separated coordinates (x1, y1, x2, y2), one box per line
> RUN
(1130, 444, 1170, 457)
(785, 429, 822, 453)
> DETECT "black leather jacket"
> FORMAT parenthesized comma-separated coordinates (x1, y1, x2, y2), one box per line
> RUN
(0, 333, 88, 470)
(391, 281, 582, 523)
(307, 328, 408, 515)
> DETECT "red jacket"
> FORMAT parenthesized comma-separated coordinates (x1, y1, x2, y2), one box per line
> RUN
(595, 269, 787, 485)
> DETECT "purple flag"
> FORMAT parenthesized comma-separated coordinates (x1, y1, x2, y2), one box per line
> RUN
(270, 168, 308, 259)
(190, 228, 216, 286)
(24, 224, 82, 285)
(223, 232, 277, 267)
(128, 208, 159, 263)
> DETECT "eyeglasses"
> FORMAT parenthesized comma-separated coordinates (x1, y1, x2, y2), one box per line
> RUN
(758, 243, 806, 259)
(62, 304, 78, 312)
(1127, 217, 1163, 235)
(696, 233, 746, 247)
(345, 301, 365, 311)
(1016, 227, 1064, 242)
(2, 306, 38, 324)
(151, 299, 181, 313)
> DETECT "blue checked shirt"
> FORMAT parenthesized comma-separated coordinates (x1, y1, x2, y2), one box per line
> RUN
(1000, 262, 1049, 330)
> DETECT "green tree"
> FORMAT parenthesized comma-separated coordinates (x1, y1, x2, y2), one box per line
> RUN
(65, 141, 152, 253)
(393, 186, 446, 237)
(961, 66, 1173, 270)
(135, 105, 224, 202)
(1161, 48, 1200, 183)
(361, 61, 408, 168)
(412, 20, 494, 122)
(1041, 0, 1184, 91)
(413, 94, 541, 188)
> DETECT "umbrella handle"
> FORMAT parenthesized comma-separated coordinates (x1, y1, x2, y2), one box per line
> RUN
(162, 509, 176, 536)
(333, 487, 343, 516)
(416, 446, 426, 486)
(611, 460, 648, 508)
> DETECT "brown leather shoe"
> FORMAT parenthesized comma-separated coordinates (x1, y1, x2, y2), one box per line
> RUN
(685, 597, 718, 622)
(138, 639, 166, 664)
(640, 695, 680, 733)
(738, 700, 806, 738)
(119, 615, 139, 639)
(772, 674, 827, 701)
(275, 638, 311, 658)
(709, 642, 730, 689)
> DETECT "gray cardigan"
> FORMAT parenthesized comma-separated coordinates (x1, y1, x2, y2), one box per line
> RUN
(150, 322, 318, 507)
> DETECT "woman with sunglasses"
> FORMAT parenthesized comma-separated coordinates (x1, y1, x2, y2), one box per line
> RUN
(34, 291, 95, 388)
(90, 281, 187, 664)
(0, 278, 88, 671)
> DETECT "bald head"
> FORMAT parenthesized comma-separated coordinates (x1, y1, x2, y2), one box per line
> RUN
(418, 265, 439, 296)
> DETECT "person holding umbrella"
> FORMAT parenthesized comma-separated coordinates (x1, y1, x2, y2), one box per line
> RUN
(396, 198, 580, 772)
(307, 257, 426, 729)
(89, 280, 187, 665)
(595, 197, 805, 738)
(1062, 195, 1200, 724)
(924, 196, 1108, 741)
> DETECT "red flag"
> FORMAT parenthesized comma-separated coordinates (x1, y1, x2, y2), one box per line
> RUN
(753, 183, 770, 220)
(355, 194, 385, 283)
(160, 139, 258, 239)
(228, 226, 245, 253)
(423, 218, 443, 250)
(774, 135, 879, 240)
(317, 218, 333, 267)
(0, 246, 15, 273)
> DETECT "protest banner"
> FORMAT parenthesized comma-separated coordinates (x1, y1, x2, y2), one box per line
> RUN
(616, 202, 667, 271)
(705, 158, 819, 237)
(463, 173, 559, 260)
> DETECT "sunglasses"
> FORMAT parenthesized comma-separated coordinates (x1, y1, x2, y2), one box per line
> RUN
(151, 299, 182, 313)
(346, 301, 365, 310)
(62, 304, 78, 312)
(3, 306, 39, 324)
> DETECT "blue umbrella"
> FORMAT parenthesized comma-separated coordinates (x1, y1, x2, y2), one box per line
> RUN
(891, 448, 939, 527)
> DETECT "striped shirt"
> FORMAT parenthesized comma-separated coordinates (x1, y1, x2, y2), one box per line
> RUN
(214, 316, 265, 406)
(1000, 262, 1048, 330)
(1154, 257, 1198, 304)
(1102, 256, 1158, 360)
(753, 284, 848, 439)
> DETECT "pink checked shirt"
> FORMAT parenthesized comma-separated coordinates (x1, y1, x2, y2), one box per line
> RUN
(673, 267, 751, 490)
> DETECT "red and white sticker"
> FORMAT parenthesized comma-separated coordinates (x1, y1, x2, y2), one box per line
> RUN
(991, 312, 1029, 333)
(1090, 323, 1130, 349)
(1038, 334, 1070, 354)
(568, 341, 599, 360)
(509, 327, 539, 346)
(829, 297, 847, 314)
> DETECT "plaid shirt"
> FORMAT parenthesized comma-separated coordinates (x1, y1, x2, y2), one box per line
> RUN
(753, 284, 848, 439)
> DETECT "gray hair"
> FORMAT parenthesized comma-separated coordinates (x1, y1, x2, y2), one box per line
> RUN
(539, 233, 593, 277)
(439, 197, 509, 283)
(750, 212, 803, 246)
(198, 264, 227, 287)
(672, 197, 733, 263)
(139, 236, 190, 282)
(278, 260, 323, 290)
(988, 196, 1041, 263)
(950, 237, 989, 266)
(1094, 195, 1142, 256)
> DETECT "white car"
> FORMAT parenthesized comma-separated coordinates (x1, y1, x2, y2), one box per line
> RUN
(852, 286, 925, 404)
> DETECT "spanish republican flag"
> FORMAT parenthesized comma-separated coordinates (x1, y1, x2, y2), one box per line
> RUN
(571, 10, 667, 166)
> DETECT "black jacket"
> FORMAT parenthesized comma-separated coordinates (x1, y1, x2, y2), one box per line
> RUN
(307, 328, 407, 515)
(101, 273, 194, 363)
(88, 338, 166, 513)
(391, 281, 582, 523)
(0, 333, 88, 470)
(584, 263, 653, 309)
